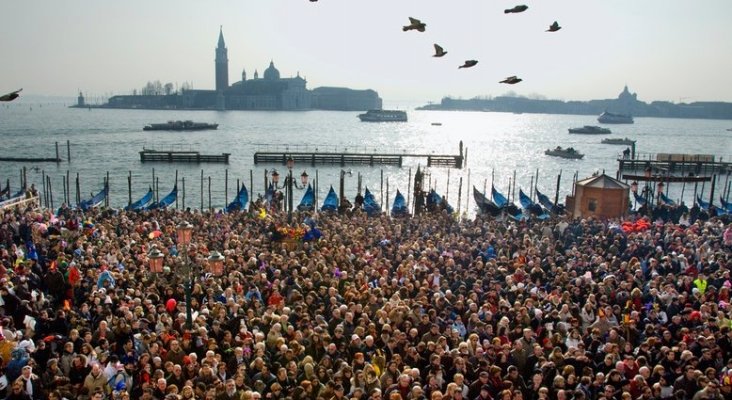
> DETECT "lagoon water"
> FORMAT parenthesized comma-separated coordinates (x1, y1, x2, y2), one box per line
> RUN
(1, 101, 730, 216)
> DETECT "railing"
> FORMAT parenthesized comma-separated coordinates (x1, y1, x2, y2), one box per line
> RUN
(0, 195, 39, 211)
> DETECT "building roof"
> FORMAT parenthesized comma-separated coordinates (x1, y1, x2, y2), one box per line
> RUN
(576, 173, 629, 189)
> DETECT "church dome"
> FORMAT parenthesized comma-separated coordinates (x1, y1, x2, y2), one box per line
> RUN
(263, 61, 280, 80)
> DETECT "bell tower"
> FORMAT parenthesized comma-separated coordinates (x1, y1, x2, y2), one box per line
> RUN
(215, 26, 229, 92)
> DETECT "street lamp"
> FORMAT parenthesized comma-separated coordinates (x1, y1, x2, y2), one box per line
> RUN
(148, 246, 164, 274)
(176, 220, 194, 330)
(207, 250, 225, 276)
(271, 156, 309, 223)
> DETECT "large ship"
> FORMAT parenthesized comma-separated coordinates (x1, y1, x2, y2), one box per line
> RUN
(143, 120, 219, 131)
(598, 111, 634, 124)
(358, 110, 408, 122)
(568, 125, 612, 134)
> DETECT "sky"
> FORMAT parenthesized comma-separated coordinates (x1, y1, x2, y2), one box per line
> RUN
(2, 0, 732, 104)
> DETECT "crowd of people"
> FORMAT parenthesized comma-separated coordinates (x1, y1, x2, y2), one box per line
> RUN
(0, 194, 731, 400)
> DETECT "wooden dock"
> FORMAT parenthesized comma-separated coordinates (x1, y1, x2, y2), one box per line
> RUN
(0, 156, 62, 163)
(140, 149, 230, 164)
(253, 142, 466, 168)
(617, 153, 732, 176)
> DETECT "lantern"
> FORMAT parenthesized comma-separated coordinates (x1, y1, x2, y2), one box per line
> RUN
(657, 182, 665, 195)
(207, 250, 225, 276)
(630, 181, 638, 194)
(271, 170, 280, 185)
(287, 156, 295, 171)
(300, 171, 309, 186)
(148, 246, 164, 273)
(176, 221, 193, 245)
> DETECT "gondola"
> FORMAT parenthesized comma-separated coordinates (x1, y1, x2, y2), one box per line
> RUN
(320, 186, 338, 213)
(491, 186, 523, 219)
(148, 185, 178, 210)
(363, 187, 382, 217)
(79, 185, 109, 211)
(391, 190, 409, 217)
(225, 184, 249, 212)
(125, 187, 154, 211)
(297, 184, 315, 212)
(633, 192, 647, 206)
(659, 193, 676, 206)
(473, 187, 502, 216)
(721, 197, 732, 213)
(427, 189, 454, 213)
(0, 183, 9, 199)
(518, 189, 550, 219)
(535, 188, 565, 215)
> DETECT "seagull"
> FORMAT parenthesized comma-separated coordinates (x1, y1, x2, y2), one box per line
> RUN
(504, 5, 528, 13)
(547, 21, 561, 32)
(499, 76, 522, 84)
(458, 60, 478, 69)
(433, 44, 447, 57)
(0, 88, 22, 102)
(403, 17, 426, 32)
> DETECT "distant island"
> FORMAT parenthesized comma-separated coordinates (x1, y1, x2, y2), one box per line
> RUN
(417, 86, 732, 120)
(72, 27, 381, 112)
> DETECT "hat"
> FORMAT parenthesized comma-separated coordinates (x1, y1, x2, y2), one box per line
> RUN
(351, 334, 360, 341)
(479, 371, 489, 378)
(481, 385, 491, 392)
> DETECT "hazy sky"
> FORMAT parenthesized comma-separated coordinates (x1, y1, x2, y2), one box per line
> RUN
(2, 0, 732, 104)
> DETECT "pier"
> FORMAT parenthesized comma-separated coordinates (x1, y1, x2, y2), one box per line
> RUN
(139, 149, 230, 164)
(253, 142, 466, 169)
(617, 152, 731, 178)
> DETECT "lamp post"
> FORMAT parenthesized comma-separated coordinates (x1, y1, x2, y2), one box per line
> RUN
(148, 246, 164, 274)
(631, 181, 638, 210)
(271, 156, 309, 223)
(207, 250, 225, 276)
(176, 220, 194, 330)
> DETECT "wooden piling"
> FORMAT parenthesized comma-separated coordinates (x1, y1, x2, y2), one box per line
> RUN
(55, 142, 60, 163)
(709, 174, 716, 206)
(75, 173, 80, 205)
(66, 171, 70, 206)
(386, 177, 389, 212)
(407, 168, 412, 212)
(446, 169, 450, 203)
(225, 169, 228, 209)
(128, 171, 132, 207)
(67, 140, 71, 163)
(200, 170, 204, 210)
(152, 168, 157, 203)
(175, 170, 179, 209)
(466, 169, 470, 213)
(62, 177, 67, 205)
(48, 176, 54, 209)
(208, 176, 212, 210)
(106, 171, 109, 208)
(41, 170, 46, 207)
(457, 177, 463, 214)
(380, 169, 384, 207)
(182, 177, 186, 210)
(554, 170, 562, 207)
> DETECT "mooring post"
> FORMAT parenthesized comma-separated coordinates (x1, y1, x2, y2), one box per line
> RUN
(457, 177, 463, 214)
(67, 140, 71, 163)
(48, 176, 54, 209)
(555, 170, 562, 207)
(225, 169, 228, 208)
(466, 169, 471, 213)
(709, 174, 717, 207)
(152, 168, 157, 203)
(182, 177, 186, 210)
(446, 169, 451, 203)
(22, 167, 27, 189)
(208, 176, 212, 211)
(75, 173, 80, 205)
(175, 170, 179, 209)
(41, 170, 46, 207)
(55, 142, 60, 163)
(250, 169, 254, 209)
(386, 177, 390, 212)
(407, 168, 412, 211)
(62, 176, 67, 205)
(200, 170, 204, 210)
(380, 169, 384, 207)
(106, 171, 109, 208)
(66, 171, 70, 206)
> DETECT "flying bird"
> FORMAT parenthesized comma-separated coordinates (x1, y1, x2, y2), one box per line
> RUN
(504, 5, 528, 13)
(0, 88, 22, 102)
(433, 44, 447, 57)
(500, 76, 522, 84)
(403, 17, 426, 32)
(458, 60, 478, 69)
(546, 21, 561, 32)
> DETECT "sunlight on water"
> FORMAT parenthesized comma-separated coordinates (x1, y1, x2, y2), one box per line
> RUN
(0, 103, 730, 215)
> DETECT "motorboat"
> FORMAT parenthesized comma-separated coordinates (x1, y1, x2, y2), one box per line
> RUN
(598, 111, 634, 124)
(143, 120, 218, 131)
(568, 125, 611, 134)
(357, 110, 408, 122)
(601, 137, 636, 145)
(545, 146, 584, 159)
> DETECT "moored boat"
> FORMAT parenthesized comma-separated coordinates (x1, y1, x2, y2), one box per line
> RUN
(545, 146, 584, 159)
(601, 137, 636, 145)
(598, 111, 634, 124)
(568, 125, 611, 134)
(357, 109, 408, 122)
(143, 120, 219, 131)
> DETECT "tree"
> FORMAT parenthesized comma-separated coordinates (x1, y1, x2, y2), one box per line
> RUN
(164, 82, 174, 95)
